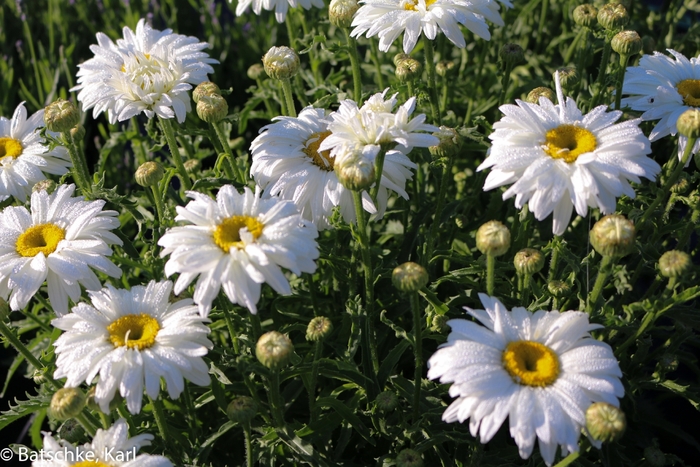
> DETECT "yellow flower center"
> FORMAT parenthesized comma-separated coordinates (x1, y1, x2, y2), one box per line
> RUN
(403, 0, 437, 10)
(15, 223, 66, 257)
(73, 461, 110, 467)
(542, 124, 597, 163)
(107, 313, 160, 350)
(303, 131, 335, 171)
(502, 340, 560, 387)
(213, 216, 264, 251)
(0, 137, 23, 162)
(676, 79, 700, 107)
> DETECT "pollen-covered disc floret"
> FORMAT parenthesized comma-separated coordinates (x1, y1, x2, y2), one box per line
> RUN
(52, 280, 212, 414)
(621, 49, 700, 161)
(0, 184, 122, 316)
(427, 294, 624, 466)
(72, 18, 217, 124)
(350, 0, 505, 54)
(34, 418, 173, 467)
(0, 102, 71, 203)
(235, 0, 324, 23)
(478, 72, 660, 235)
(158, 185, 319, 316)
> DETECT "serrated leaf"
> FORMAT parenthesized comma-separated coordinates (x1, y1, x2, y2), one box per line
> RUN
(0, 392, 51, 431)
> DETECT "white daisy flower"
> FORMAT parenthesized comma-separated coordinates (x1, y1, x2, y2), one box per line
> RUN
(53, 280, 212, 414)
(621, 49, 700, 162)
(158, 185, 319, 316)
(350, 0, 504, 54)
(477, 73, 660, 236)
(72, 18, 217, 124)
(33, 418, 173, 467)
(427, 294, 624, 466)
(0, 184, 122, 317)
(234, 0, 325, 23)
(0, 102, 71, 203)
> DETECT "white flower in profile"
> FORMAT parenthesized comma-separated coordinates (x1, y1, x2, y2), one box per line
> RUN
(72, 18, 217, 123)
(0, 102, 71, 203)
(33, 418, 173, 467)
(478, 72, 660, 236)
(621, 49, 700, 162)
(0, 184, 122, 317)
(427, 294, 624, 466)
(53, 280, 212, 414)
(158, 185, 319, 316)
(234, 0, 325, 23)
(350, 0, 504, 54)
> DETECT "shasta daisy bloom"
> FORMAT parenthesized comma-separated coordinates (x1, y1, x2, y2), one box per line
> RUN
(72, 18, 217, 124)
(34, 418, 173, 467)
(234, 0, 324, 23)
(0, 184, 122, 317)
(158, 185, 319, 316)
(427, 294, 624, 466)
(350, 0, 504, 54)
(1, 102, 71, 203)
(478, 73, 660, 236)
(53, 280, 212, 414)
(621, 49, 700, 161)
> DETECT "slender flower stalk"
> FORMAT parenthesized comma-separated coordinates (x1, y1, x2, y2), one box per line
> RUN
(159, 116, 192, 190)
(345, 30, 363, 101)
(63, 131, 92, 195)
(369, 38, 386, 90)
(422, 36, 441, 125)
(212, 121, 246, 183)
(587, 255, 612, 313)
(410, 292, 423, 422)
(281, 79, 297, 117)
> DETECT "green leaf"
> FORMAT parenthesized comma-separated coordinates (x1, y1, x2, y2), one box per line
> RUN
(315, 397, 374, 445)
(0, 392, 51, 431)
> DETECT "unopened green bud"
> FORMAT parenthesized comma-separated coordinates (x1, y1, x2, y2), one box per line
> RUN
(44, 99, 80, 133)
(611, 30, 642, 56)
(375, 390, 399, 412)
(429, 126, 462, 159)
(70, 125, 85, 141)
(395, 58, 422, 83)
(436, 60, 456, 77)
(396, 449, 423, 467)
(247, 63, 265, 81)
(49, 388, 86, 421)
(597, 3, 629, 31)
(677, 108, 700, 139)
(643, 445, 666, 467)
(573, 4, 598, 28)
(306, 316, 333, 342)
(430, 314, 449, 333)
(184, 158, 200, 174)
(658, 250, 692, 278)
(556, 67, 579, 91)
(527, 87, 555, 104)
(476, 220, 511, 257)
(193, 81, 221, 103)
(585, 402, 626, 443)
(135, 161, 164, 187)
(329, 0, 359, 28)
(514, 248, 545, 275)
(32, 179, 57, 194)
(58, 419, 87, 444)
(197, 94, 228, 123)
(256, 331, 294, 370)
(641, 35, 656, 55)
(335, 153, 375, 191)
(226, 396, 258, 423)
(32, 369, 47, 385)
(547, 280, 571, 297)
(590, 214, 635, 258)
(392, 262, 429, 292)
(393, 53, 410, 66)
(499, 43, 525, 66)
(263, 46, 300, 80)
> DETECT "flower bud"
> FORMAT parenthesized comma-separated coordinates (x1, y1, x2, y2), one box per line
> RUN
(226, 396, 258, 423)
(436, 60, 456, 77)
(58, 419, 87, 444)
(395, 58, 422, 83)
(670, 173, 689, 193)
(429, 126, 462, 159)
(392, 262, 429, 293)
(657, 353, 679, 373)
(135, 161, 164, 187)
(256, 331, 294, 370)
(643, 446, 666, 467)
(193, 81, 221, 103)
(49, 388, 86, 421)
(658, 250, 692, 278)
(396, 449, 423, 467)
(454, 214, 468, 229)
(597, 3, 629, 31)
(514, 248, 545, 275)
(499, 43, 525, 66)
(430, 314, 449, 333)
(329, 0, 359, 28)
(573, 4, 598, 28)
(393, 53, 410, 66)
(70, 125, 85, 141)
(547, 280, 571, 297)
(556, 67, 579, 91)
(32, 369, 47, 385)
(197, 94, 229, 123)
(44, 99, 80, 133)
(526, 86, 555, 104)
(585, 402, 626, 443)
(590, 214, 635, 258)
(247, 63, 265, 81)
(677, 108, 700, 139)
(641, 35, 656, 55)
(335, 152, 376, 191)
(184, 158, 201, 174)
(32, 179, 57, 194)
(611, 30, 642, 56)
(306, 316, 333, 342)
(263, 46, 300, 80)
(476, 220, 511, 257)
(375, 390, 399, 412)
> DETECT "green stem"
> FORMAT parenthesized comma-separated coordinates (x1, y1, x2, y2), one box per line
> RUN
(369, 147, 388, 205)
(159, 117, 192, 190)
(369, 38, 386, 89)
(345, 30, 363, 101)
(212, 121, 246, 183)
(407, 80, 415, 100)
(308, 340, 323, 424)
(614, 54, 630, 110)
(285, 13, 297, 50)
(426, 154, 455, 266)
(548, 239, 560, 281)
(256, 78, 276, 117)
(22, 21, 45, 105)
(576, 29, 591, 94)
(553, 451, 580, 467)
(521, 274, 532, 305)
(410, 292, 423, 422)
(268, 369, 286, 428)
(150, 184, 165, 229)
(499, 61, 515, 107)
(62, 131, 92, 196)
(0, 320, 56, 387)
(74, 412, 98, 437)
(423, 36, 442, 125)
(587, 255, 613, 313)
(243, 422, 254, 467)
(591, 36, 613, 109)
(536, 0, 549, 50)
(486, 254, 496, 296)
(281, 79, 297, 118)
(149, 396, 175, 451)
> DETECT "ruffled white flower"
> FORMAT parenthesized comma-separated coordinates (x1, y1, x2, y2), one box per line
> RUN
(0, 184, 122, 317)
(350, 0, 504, 54)
(621, 49, 700, 161)
(234, 0, 325, 23)
(427, 294, 624, 466)
(33, 418, 173, 467)
(158, 185, 319, 316)
(53, 280, 212, 414)
(72, 18, 217, 123)
(0, 102, 71, 203)
(478, 73, 660, 236)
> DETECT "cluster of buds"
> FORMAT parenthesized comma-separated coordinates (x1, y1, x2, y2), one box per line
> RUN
(194, 81, 228, 123)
